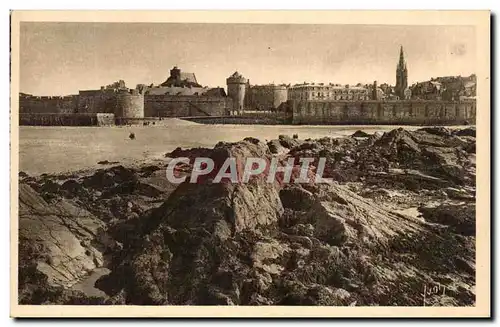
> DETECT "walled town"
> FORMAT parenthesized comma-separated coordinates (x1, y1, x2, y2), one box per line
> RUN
(19, 47, 476, 126)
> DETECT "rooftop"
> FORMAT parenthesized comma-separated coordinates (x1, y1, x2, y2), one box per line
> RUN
(290, 83, 367, 90)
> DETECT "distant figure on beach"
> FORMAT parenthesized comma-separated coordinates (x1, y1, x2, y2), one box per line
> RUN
(129, 132, 135, 140)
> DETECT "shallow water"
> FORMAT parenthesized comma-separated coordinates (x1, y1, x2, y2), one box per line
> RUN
(19, 122, 428, 175)
(69, 267, 110, 298)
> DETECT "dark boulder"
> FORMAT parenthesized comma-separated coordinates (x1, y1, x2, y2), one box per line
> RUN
(280, 186, 316, 211)
(417, 126, 452, 137)
(278, 135, 301, 149)
(419, 203, 475, 236)
(165, 146, 212, 161)
(351, 130, 371, 138)
(97, 160, 120, 165)
(40, 179, 60, 194)
(59, 179, 87, 198)
(83, 166, 137, 190)
(267, 139, 287, 154)
(454, 127, 476, 137)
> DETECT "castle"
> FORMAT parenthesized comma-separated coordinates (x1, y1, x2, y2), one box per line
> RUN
(20, 67, 233, 125)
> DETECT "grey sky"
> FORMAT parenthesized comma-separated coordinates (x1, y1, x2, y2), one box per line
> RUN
(20, 22, 476, 96)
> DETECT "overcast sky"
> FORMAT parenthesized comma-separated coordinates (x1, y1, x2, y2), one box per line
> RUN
(19, 22, 476, 96)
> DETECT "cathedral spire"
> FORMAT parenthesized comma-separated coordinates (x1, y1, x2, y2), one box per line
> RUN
(398, 45, 406, 69)
(395, 46, 408, 99)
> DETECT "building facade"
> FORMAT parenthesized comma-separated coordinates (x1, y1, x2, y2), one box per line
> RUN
(410, 81, 443, 100)
(288, 83, 369, 102)
(409, 74, 476, 101)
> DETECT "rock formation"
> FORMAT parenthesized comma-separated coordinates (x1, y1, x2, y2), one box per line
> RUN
(18, 127, 476, 306)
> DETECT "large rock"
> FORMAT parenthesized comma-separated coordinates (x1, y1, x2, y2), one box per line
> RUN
(278, 134, 301, 149)
(165, 146, 213, 160)
(280, 186, 316, 211)
(454, 127, 476, 137)
(419, 203, 475, 236)
(82, 165, 137, 191)
(351, 130, 371, 138)
(374, 128, 421, 157)
(156, 139, 284, 233)
(96, 139, 285, 304)
(417, 126, 452, 137)
(303, 184, 424, 246)
(310, 201, 358, 246)
(267, 139, 287, 154)
(19, 183, 106, 288)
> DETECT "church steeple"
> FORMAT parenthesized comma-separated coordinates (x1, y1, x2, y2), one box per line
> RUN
(395, 46, 408, 99)
(398, 46, 406, 69)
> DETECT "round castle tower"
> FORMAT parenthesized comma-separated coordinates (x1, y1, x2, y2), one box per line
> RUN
(226, 72, 247, 115)
(272, 85, 288, 109)
(115, 90, 144, 121)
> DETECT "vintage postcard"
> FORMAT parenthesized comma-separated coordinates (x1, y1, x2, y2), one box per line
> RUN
(10, 10, 490, 318)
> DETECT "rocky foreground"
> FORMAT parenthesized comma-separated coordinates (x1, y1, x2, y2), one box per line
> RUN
(18, 127, 476, 306)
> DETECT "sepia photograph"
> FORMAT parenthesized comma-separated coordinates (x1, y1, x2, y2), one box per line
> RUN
(10, 10, 490, 318)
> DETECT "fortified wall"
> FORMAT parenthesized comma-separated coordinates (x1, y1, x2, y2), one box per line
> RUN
(19, 92, 230, 125)
(19, 113, 115, 126)
(76, 91, 228, 118)
(245, 84, 288, 111)
(144, 95, 231, 117)
(19, 95, 78, 114)
(77, 90, 117, 114)
(288, 100, 476, 125)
